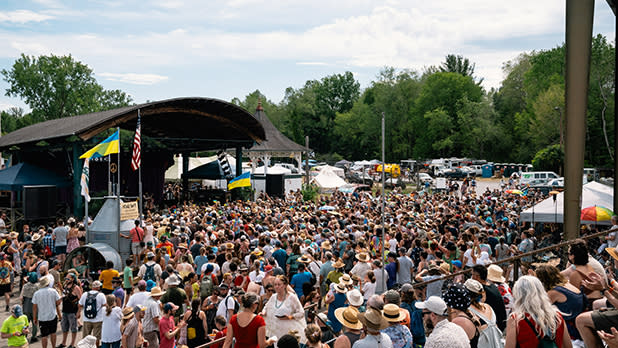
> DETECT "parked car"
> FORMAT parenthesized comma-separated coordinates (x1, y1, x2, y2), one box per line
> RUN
(338, 184, 372, 194)
(418, 173, 434, 184)
(346, 171, 374, 186)
(384, 178, 406, 189)
(443, 168, 468, 179)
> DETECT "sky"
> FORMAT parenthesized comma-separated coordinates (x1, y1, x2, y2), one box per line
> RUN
(0, 0, 615, 113)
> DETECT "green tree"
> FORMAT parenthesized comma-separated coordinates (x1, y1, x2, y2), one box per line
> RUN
(2, 54, 132, 121)
(532, 144, 564, 173)
(529, 83, 564, 150)
(439, 54, 483, 84)
(456, 97, 503, 159)
(231, 90, 287, 132)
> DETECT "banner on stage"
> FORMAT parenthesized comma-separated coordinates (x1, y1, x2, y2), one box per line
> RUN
(120, 201, 139, 221)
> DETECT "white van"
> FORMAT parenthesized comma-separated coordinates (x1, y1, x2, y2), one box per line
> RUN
(520, 171, 559, 185)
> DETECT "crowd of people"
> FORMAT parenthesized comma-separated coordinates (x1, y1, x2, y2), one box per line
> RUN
(0, 181, 618, 348)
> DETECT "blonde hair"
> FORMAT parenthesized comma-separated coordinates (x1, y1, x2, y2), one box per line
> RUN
(512, 276, 558, 338)
(304, 324, 322, 344)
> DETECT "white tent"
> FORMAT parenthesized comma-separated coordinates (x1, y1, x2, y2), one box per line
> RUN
(164, 154, 236, 181)
(520, 181, 614, 225)
(313, 164, 345, 178)
(312, 168, 347, 191)
(253, 164, 292, 175)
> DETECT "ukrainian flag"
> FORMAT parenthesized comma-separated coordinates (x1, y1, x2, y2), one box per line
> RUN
(228, 172, 251, 190)
(80, 130, 120, 159)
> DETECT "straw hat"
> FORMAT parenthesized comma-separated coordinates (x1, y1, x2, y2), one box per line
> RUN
(332, 259, 344, 269)
(150, 286, 164, 297)
(122, 306, 134, 320)
(8, 232, 18, 239)
(298, 255, 311, 263)
(177, 243, 188, 250)
(39, 277, 50, 288)
(339, 274, 353, 286)
(334, 307, 363, 330)
(486, 264, 506, 283)
(357, 308, 389, 331)
(356, 252, 370, 262)
(439, 262, 450, 274)
(224, 242, 235, 250)
(383, 303, 406, 322)
(606, 247, 618, 262)
(334, 282, 347, 294)
(321, 241, 332, 250)
(31, 233, 41, 242)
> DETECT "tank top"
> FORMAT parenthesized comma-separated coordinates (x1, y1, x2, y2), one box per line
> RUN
(187, 310, 206, 348)
(457, 314, 480, 348)
(552, 286, 584, 339)
(62, 285, 79, 314)
(344, 331, 361, 347)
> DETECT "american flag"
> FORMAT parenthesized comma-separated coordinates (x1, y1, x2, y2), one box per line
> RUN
(131, 112, 141, 171)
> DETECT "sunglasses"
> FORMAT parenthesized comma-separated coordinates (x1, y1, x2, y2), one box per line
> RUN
(422, 311, 432, 316)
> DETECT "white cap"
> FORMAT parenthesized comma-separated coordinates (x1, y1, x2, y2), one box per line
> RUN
(415, 296, 447, 316)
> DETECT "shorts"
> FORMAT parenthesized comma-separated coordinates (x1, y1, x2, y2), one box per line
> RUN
(82, 321, 102, 340)
(0, 283, 11, 296)
(592, 309, 618, 333)
(55, 245, 67, 255)
(131, 242, 143, 256)
(39, 317, 58, 337)
(61, 312, 78, 333)
(124, 287, 133, 295)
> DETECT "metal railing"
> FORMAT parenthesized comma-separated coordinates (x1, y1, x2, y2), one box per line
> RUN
(412, 226, 616, 288)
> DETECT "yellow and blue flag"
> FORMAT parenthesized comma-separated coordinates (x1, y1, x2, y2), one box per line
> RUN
(80, 130, 120, 159)
(228, 172, 251, 190)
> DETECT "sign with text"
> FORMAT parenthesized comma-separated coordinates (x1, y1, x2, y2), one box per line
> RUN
(120, 201, 139, 221)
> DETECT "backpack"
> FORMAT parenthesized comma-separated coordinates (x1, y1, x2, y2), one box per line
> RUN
(200, 274, 214, 298)
(225, 295, 240, 314)
(143, 263, 156, 282)
(84, 291, 99, 319)
(523, 316, 558, 348)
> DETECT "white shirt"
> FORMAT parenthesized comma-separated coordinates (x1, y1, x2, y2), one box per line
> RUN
(78, 290, 107, 323)
(352, 332, 393, 348)
(216, 295, 236, 322)
(32, 287, 60, 321)
(101, 306, 123, 343)
(126, 291, 150, 309)
(201, 262, 220, 276)
(362, 282, 376, 300)
(143, 296, 161, 333)
(138, 261, 163, 280)
(424, 319, 470, 348)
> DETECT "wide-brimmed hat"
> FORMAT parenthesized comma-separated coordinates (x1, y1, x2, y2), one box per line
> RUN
(150, 286, 164, 297)
(321, 241, 332, 250)
(339, 274, 353, 285)
(486, 264, 506, 283)
(383, 303, 406, 322)
(332, 259, 344, 269)
(177, 243, 188, 250)
(357, 308, 389, 331)
(607, 247, 618, 262)
(334, 307, 363, 330)
(334, 282, 347, 293)
(166, 275, 180, 286)
(122, 306, 134, 320)
(39, 277, 50, 288)
(91, 280, 102, 289)
(224, 242, 235, 250)
(298, 255, 311, 263)
(356, 252, 370, 262)
(31, 233, 41, 242)
(346, 289, 363, 307)
(8, 232, 18, 239)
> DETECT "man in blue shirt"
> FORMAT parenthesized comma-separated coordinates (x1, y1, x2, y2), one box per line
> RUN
(272, 242, 287, 269)
(290, 263, 313, 298)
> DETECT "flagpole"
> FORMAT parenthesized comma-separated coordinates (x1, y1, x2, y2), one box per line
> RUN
(117, 127, 121, 237)
(108, 154, 111, 196)
(138, 110, 143, 226)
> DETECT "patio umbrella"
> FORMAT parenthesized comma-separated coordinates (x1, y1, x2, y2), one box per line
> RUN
(581, 205, 614, 222)
(505, 189, 524, 195)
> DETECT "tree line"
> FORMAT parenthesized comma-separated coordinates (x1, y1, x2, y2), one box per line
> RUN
(2, 35, 615, 171)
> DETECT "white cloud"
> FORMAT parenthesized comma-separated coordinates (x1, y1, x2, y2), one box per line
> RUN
(296, 62, 328, 66)
(97, 73, 169, 85)
(0, 10, 53, 24)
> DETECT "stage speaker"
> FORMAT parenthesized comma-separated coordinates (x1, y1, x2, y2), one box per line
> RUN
(266, 174, 285, 197)
(23, 185, 57, 220)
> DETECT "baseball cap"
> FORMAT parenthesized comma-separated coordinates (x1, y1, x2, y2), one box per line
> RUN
(92, 280, 103, 288)
(415, 296, 448, 316)
(163, 302, 179, 312)
(400, 283, 414, 293)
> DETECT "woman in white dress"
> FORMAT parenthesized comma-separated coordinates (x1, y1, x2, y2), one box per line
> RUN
(261, 275, 307, 344)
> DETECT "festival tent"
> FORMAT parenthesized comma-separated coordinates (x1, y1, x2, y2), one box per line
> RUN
(313, 164, 345, 178)
(0, 162, 71, 190)
(520, 181, 614, 225)
(253, 164, 292, 175)
(312, 168, 347, 191)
